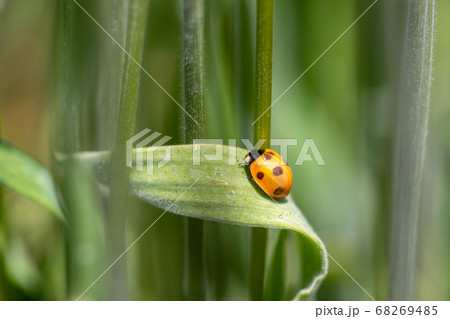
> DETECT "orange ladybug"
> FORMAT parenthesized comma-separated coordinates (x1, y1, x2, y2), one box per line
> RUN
(242, 149, 293, 199)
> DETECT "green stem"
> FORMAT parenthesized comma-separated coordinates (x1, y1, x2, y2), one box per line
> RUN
(183, 0, 206, 300)
(389, 0, 436, 301)
(264, 230, 286, 300)
(106, 0, 149, 300)
(250, 0, 273, 301)
(184, 0, 205, 141)
(60, 0, 81, 152)
(253, 0, 273, 150)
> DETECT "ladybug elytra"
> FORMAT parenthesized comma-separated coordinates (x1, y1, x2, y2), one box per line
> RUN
(242, 149, 293, 199)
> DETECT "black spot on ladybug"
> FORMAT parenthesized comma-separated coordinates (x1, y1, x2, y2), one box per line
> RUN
(256, 172, 264, 180)
(273, 166, 283, 176)
(267, 151, 275, 155)
(264, 153, 273, 160)
(273, 187, 284, 195)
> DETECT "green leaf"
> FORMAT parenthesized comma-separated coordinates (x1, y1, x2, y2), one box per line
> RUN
(58, 144, 328, 300)
(3, 236, 43, 295)
(0, 140, 65, 222)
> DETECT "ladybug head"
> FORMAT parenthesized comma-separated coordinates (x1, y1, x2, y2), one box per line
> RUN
(243, 149, 265, 166)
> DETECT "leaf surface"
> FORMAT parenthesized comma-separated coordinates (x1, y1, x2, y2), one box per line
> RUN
(0, 140, 65, 222)
(60, 144, 328, 299)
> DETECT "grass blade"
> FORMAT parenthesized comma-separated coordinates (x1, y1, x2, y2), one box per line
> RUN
(61, 160, 105, 300)
(389, 0, 436, 301)
(106, 0, 149, 300)
(0, 71, 5, 299)
(53, 0, 106, 301)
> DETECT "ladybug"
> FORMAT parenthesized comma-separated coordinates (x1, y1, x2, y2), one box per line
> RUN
(241, 149, 293, 199)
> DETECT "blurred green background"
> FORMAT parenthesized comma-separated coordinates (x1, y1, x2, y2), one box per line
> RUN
(0, 0, 449, 300)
